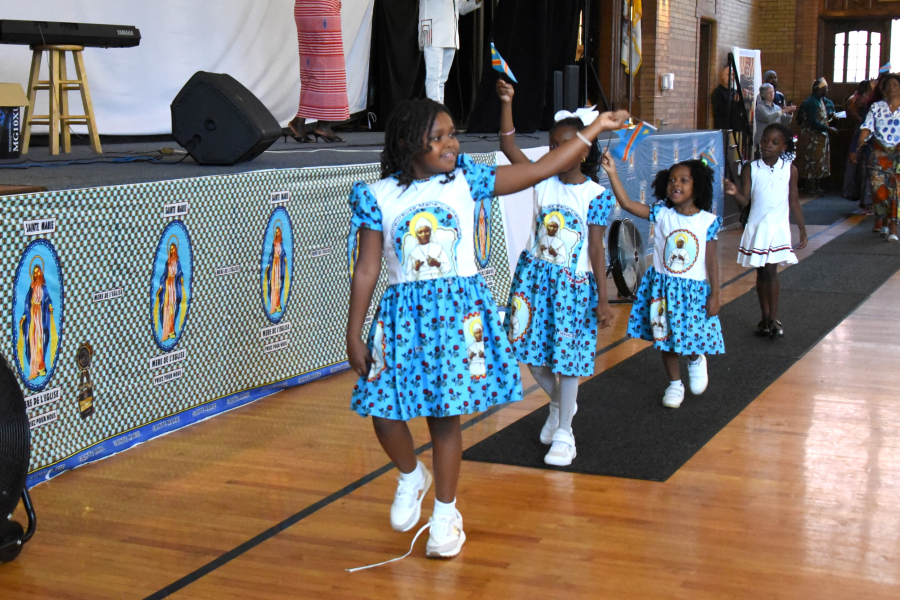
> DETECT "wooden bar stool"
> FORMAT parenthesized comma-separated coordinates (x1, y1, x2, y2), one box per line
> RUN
(22, 44, 102, 155)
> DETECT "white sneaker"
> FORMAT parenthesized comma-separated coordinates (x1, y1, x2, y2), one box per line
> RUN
(390, 462, 432, 532)
(425, 509, 466, 558)
(540, 403, 577, 444)
(662, 382, 685, 408)
(889, 234, 899, 242)
(544, 429, 576, 466)
(687, 355, 708, 395)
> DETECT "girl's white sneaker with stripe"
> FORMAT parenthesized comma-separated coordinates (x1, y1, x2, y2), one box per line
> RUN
(425, 509, 466, 558)
(390, 461, 433, 532)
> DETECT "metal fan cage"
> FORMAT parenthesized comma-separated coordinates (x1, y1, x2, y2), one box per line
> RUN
(607, 219, 649, 300)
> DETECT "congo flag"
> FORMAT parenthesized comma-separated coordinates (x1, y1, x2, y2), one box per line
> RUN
(491, 43, 517, 83)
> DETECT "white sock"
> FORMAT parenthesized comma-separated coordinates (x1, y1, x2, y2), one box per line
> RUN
(399, 461, 424, 483)
(557, 375, 579, 434)
(433, 497, 456, 518)
(668, 380, 684, 388)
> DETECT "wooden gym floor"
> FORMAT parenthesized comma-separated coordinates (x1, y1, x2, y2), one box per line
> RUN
(4, 212, 900, 599)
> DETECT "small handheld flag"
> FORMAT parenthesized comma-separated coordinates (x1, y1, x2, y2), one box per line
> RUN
(880, 62, 892, 74)
(610, 120, 657, 162)
(491, 43, 517, 83)
(699, 145, 718, 166)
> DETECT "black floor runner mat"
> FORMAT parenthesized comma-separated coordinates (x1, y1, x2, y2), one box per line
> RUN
(463, 218, 900, 481)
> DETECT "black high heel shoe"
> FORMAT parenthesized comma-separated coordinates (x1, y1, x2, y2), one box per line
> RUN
(768, 319, 783, 339)
(312, 130, 344, 143)
(284, 125, 312, 143)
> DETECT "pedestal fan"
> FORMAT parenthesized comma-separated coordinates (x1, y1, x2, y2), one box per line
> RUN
(606, 218, 649, 302)
(0, 353, 36, 563)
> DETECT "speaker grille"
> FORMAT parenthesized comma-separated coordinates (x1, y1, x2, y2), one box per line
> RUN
(0, 354, 29, 518)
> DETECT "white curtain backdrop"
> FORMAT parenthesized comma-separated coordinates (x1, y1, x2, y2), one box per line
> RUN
(0, 0, 373, 135)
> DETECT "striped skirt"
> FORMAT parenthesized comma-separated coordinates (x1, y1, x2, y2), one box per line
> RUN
(295, 0, 350, 121)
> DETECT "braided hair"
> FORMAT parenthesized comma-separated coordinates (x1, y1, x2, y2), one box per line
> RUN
(550, 117, 601, 183)
(380, 98, 455, 188)
(761, 122, 795, 156)
(651, 160, 715, 212)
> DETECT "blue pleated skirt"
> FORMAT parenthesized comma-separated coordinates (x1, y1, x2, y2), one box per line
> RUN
(503, 251, 600, 377)
(626, 266, 725, 355)
(351, 275, 523, 420)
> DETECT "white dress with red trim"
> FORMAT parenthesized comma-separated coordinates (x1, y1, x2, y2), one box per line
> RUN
(738, 158, 797, 268)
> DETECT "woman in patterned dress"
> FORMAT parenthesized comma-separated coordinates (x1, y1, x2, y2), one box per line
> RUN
(852, 74, 900, 240)
(288, 0, 350, 143)
(797, 78, 837, 195)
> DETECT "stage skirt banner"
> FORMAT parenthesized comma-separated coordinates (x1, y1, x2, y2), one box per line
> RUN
(4, 153, 509, 488)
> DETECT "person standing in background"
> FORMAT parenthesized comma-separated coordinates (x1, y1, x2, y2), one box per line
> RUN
(711, 66, 744, 130)
(754, 83, 795, 155)
(764, 71, 786, 108)
(288, 0, 350, 143)
(419, 0, 483, 104)
(797, 78, 836, 195)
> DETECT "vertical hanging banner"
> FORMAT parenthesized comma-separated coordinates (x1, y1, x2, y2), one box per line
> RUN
(733, 47, 763, 141)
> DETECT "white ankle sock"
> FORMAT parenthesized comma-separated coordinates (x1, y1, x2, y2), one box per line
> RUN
(433, 498, 456, 518)
(399, 461, 423, 483)
(668, 380, 684, 388)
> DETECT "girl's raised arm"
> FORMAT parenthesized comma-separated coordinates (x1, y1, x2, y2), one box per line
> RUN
(600, 151, 651, 220)
(496, 80, 529, 165)
(493, 110, 630, 197)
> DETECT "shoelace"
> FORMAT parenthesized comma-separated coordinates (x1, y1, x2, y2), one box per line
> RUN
(346, 522, 430, 572)
(394, 477, 421, 507)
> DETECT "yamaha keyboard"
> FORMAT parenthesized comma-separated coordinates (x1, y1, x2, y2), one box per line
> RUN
(0, 20, 140, 48)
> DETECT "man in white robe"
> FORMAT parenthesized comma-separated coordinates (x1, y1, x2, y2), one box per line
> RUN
(405, 217, 453, 281)
(536, 215, 567, 265)
(467, 322, 486, 377)
(419, 0, 482, 103)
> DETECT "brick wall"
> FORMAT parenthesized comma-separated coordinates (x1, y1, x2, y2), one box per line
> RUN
(635, 0, 793, 129)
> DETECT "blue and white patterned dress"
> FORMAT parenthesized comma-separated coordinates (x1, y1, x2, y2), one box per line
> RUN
(348, 155, 522, 419)
(504, 176, 615, 376)
(627, 203, 725, 356)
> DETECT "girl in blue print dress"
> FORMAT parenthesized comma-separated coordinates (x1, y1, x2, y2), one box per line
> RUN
(601, 153, 724, 409)
(495, 79, 615, 467)
(346, 98, 628, 560)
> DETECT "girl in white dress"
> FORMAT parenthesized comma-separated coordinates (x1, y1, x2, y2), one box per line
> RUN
(725, 123, 807, 338)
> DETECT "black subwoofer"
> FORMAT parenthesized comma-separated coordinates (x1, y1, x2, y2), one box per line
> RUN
(0, 353, 35, 563)
(171, 71, 282, 166)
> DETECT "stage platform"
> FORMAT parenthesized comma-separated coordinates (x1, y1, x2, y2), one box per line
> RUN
(0, 131, 553, 191)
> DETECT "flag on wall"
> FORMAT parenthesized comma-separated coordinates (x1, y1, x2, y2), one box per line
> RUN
(491, 42, 518, 83)
(621, 0, 642, 75)
(610, 120, 656, 162)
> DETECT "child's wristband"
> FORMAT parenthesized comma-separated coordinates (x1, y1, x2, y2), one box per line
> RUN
(499, 128, 515, 136)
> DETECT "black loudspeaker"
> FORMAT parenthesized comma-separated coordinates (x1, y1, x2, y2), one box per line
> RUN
(564, 65, 579, 112)
(171, 72, 282, 166)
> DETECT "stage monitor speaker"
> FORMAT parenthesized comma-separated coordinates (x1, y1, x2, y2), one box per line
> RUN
(553, 71, 563, 116)
(171, 72, 281, 166)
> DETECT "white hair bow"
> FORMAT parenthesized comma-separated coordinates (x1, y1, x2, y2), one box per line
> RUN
(554, 106, 598, 126)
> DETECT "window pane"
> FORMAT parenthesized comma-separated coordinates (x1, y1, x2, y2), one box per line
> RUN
(835, 32, 846, 83)
(892, 20, 900, 72)
(871, 32, 882, 80)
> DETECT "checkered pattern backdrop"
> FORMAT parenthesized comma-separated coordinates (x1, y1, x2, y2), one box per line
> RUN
(1, 153, 508, 477)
